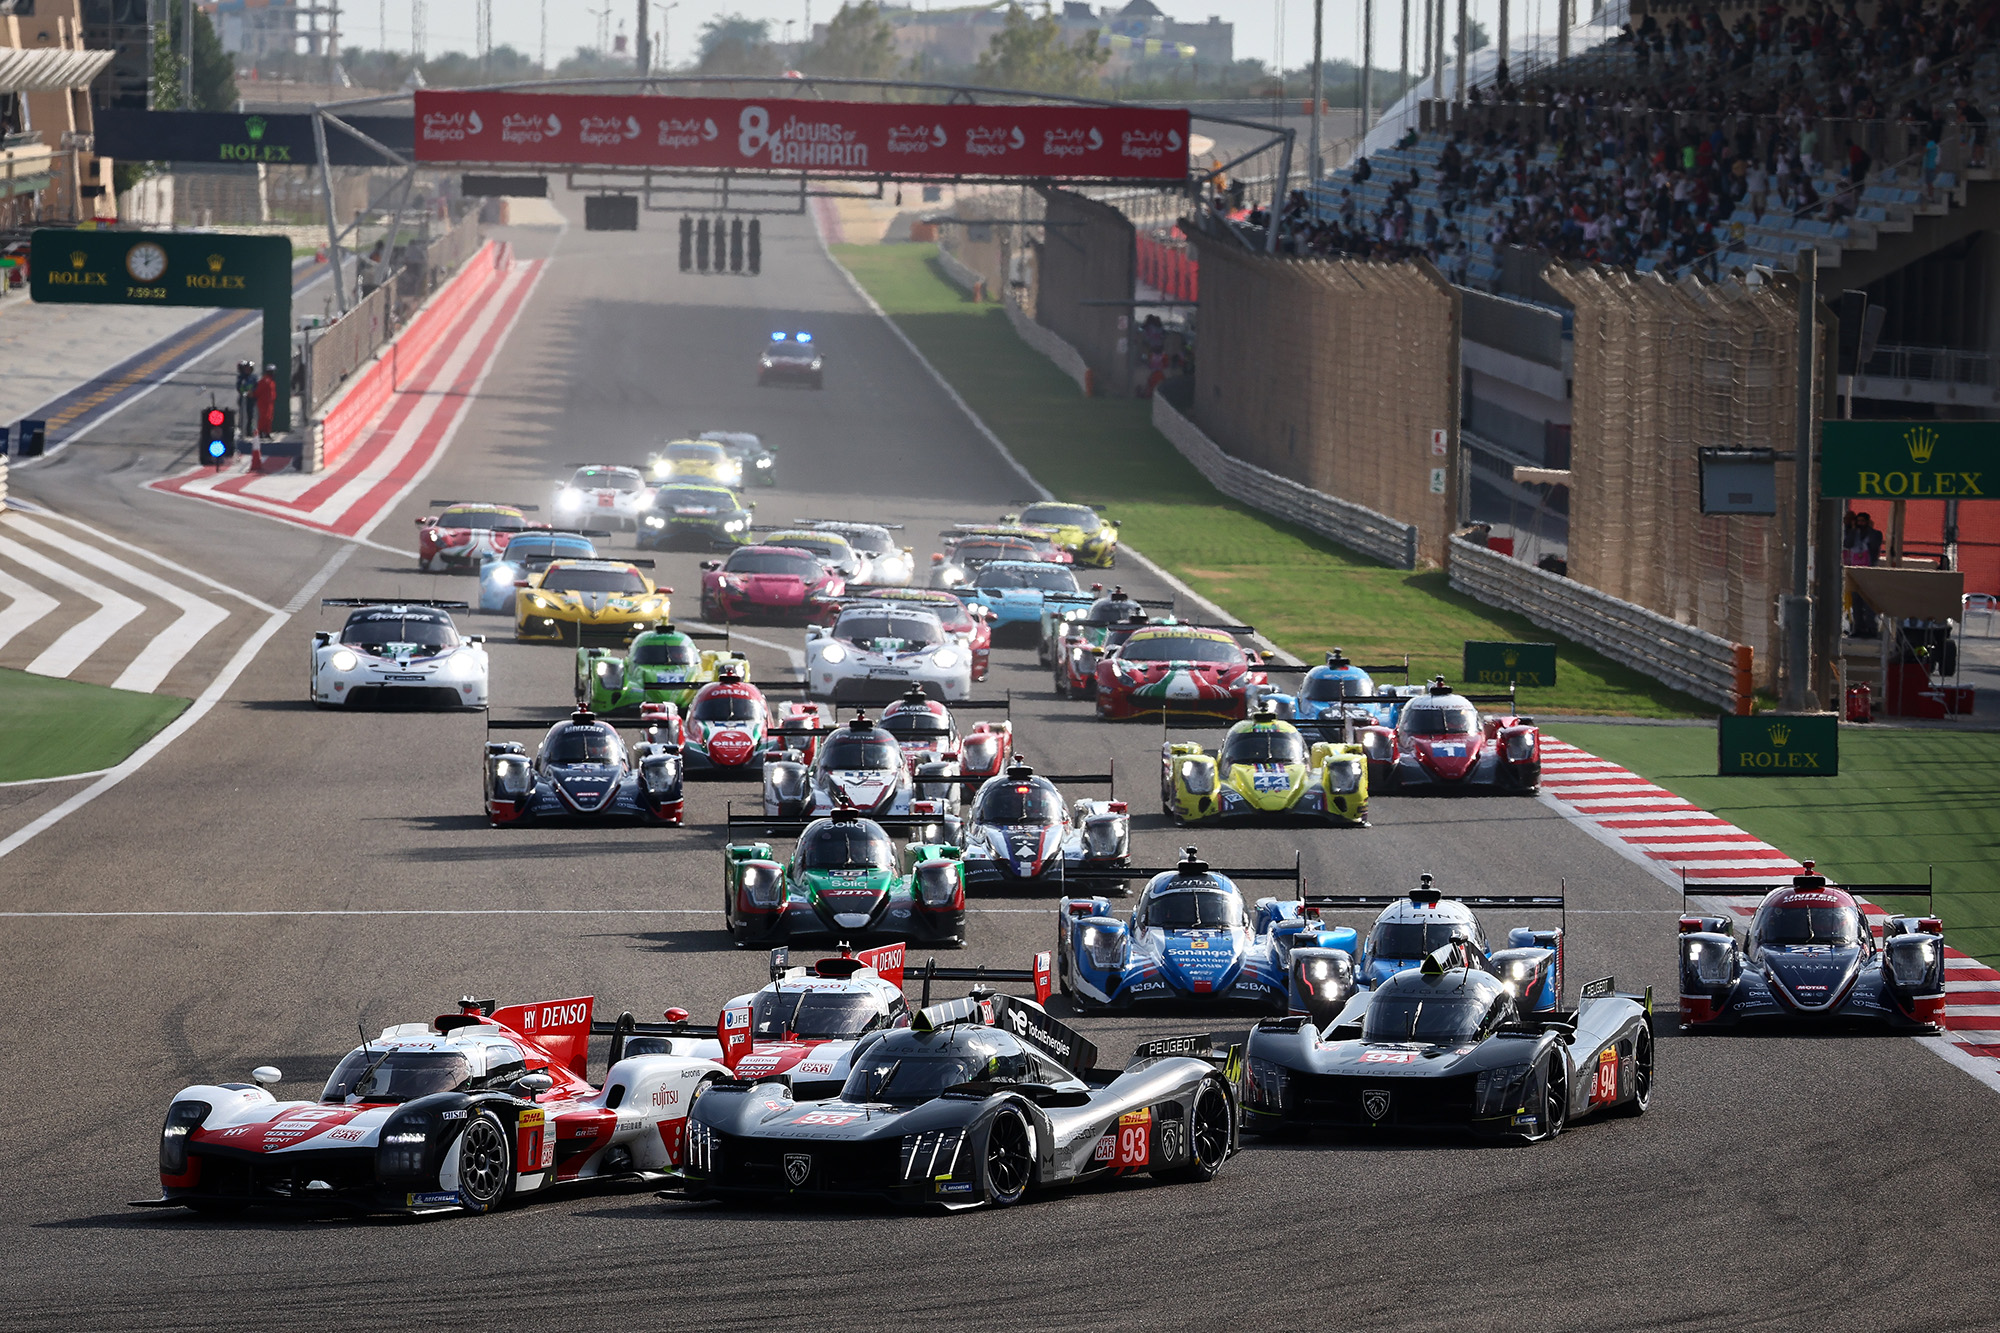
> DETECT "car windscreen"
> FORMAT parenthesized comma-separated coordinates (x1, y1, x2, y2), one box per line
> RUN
(1369, 920, 1476, 960)
(1223, 729, 1306, 765)
(1361, 994, 1487, 1045)
(1402, 706, 1477, 736)
(691, 692, 762, 722)
(1145, 889, 1243, 929)
(340, 612, 457, 652)
(666, 445, 722, 463)
(1087, 598, 1138, 623)
(799, 823, 895, 870)
(843, 1053, 990, 1104)
(322, 1050, 471, 1104)
(838, 615, 940, 650)
(820, 737, 899, 770)
(504, 538, 594, 564)
(660, 488, 728, 510)
(544, 568, 648, 594)
(824, 527, 891, 555)
(1021, 503, 1101, 534)
(882, 710, 951, 738)
(1120, 635, 1244, 664)
(1303, 673, 1373, 703)
(547, 725, 620, 764)
(976, 782, 1065, 824)
(574, 470, 642, 491)
(978, 565, 1078, 593)
(1762, 905, 1863, 946)
(632, 639, 700, 666)
(440, 509, 525, 530)
(774, 538, 845, 562)
(751, 990, 894, 1040)
(727, 552, 821, 578)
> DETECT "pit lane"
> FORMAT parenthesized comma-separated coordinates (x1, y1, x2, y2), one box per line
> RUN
(3, 194, 1997, 1330)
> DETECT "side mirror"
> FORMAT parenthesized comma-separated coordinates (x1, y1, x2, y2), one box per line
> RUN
(415, 516, 435, 526)
(660, 586, 674, 595)
(516, 1071, 555, 1098)
(1112, 519, 1123, 528)
(748, 501, 757, 509)
(664, 1006, 690, 1022)
(514, 579, 530, 588)
(700, 560, 721, 571)
(251, 1066, 283, 1088)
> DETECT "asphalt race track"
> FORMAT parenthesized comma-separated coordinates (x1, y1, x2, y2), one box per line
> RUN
(5, 196, 1998, 1332)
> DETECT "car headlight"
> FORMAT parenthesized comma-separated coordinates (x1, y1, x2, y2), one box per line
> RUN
(755, 456, 773, 469)
(931, 648, 958, 670)
(1684, 936, 1734, 986)
(1324, 759, 1361, 794)
(724, 519, 745, 533)
(765, 764, 808, 799)
(821, 643, 847, 664)
(488, 565, 515, 583)
(640, 755, 681, 794)
(650, 459, 671, 479)
(760, 354, 774, 366)
(557, 488, 582, 510)
(329, 649, 358, 672)
(1082, 819, 1126, 860)
(159, 1099, 210, 1175)
(645, 515, 665, 527)
(810, 358, 823, 370)
(494, 756, 533, 796)
(375, 1108, 435, 1180)
(914, 859, 961, 908)
(961, 738, 996, 768)
(739, 862, 784, 909)
(1886, 935, 1940, 988)
(1079, 923, 1125, 969)
(1179, 759, 1214, 794)
(1505, 730, 1537, 762)
(1473, 1064, 1534, 1117)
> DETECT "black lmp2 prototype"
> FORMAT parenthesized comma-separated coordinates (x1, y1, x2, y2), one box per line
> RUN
(1241, 948, 1654, 1143)
(675, 991, 1239, 1210)
(482, 709, 684, 826)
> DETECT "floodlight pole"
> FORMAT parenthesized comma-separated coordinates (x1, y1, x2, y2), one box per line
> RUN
(1783, 250, 1818, 712)
(1309, 0, 1323, 192)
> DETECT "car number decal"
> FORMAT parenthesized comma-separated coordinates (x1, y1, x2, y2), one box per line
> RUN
(1591, 1047, 1620, 1105)
(1115, 1108, 1150, 1169)
(1359, 1050, 1417, 1064)
(792, 1111, 857, 1126)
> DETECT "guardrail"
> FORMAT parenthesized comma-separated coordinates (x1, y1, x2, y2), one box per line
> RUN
(304, 282, 394, 410)
(1447, 534, 1754, 712)
(935, 243, 984, 299)
(1004, 299, 1090, 395)
(1153, 394, 1420, 570)
(0, 453, 8, 512)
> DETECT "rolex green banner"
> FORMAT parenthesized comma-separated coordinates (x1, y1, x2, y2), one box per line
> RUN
(1462, 640, 1558, 688)
(1717, 713, 1839, 776)
(1820, 420, 1996, 500)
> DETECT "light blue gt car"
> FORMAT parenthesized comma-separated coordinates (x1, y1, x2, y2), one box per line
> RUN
(956, 560, 1090, 640)
(475, 531, 601, 612)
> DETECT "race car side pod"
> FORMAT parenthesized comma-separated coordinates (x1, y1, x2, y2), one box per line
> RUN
(425, 499, 543, 511)
(592, 1012, 718, 1074)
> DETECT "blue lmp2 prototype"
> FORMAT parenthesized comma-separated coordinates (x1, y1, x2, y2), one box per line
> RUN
(1057, 848, 1349, 1013)
(1261, 649, 1416, 741)
(476, 531, 602, 612)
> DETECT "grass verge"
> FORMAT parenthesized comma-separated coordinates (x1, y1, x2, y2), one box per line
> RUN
(0, 668, 189, 783)
(1550, 722, 2000, 969)
(832, 242, 1707, 717)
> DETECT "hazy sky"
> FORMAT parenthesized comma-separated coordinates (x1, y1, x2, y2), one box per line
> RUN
(360, 0, 1542, 76)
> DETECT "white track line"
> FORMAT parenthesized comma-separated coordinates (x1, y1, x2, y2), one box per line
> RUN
(0, 906, 1056, 917)
(0, 563, 60, 654)
(7, 516, 227, 693)
(32, 510, 278, 614)
(0, 535, 144, 678)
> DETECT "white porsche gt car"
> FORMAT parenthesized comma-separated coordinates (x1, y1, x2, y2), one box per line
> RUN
(310, 599, 489, 709)
(805, 605, 971, 704)
(555, 465, 653, 532)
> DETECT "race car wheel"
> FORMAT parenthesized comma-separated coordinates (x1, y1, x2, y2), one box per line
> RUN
(1053, 665, 1068, 698)
(456, 1110, 513, 1214)
(1519, 1052, 1569, 1144)
(1614, 1024, 1654, 1117)
(978, 1105, 1035, 1207)
(419, 555, 433, 572)
(1157, 1076, 1233, 1183)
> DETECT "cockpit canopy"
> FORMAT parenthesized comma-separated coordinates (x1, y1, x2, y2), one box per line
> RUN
(1360, 969, 1512, 1045)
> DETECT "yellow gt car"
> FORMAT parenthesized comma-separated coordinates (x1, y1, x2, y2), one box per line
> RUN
(514, 558, 671, 645)
(1160, 709, 1368, 827)
(1008, 502, 1120, 568)
(648, 439, 744, 489)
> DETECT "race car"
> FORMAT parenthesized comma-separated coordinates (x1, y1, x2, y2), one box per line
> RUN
(554, 466, 652, 532)
(638, 482, 754, 549)
(476, 530, 602, 613)
(1006, 501, 1121, 568)
(805, 604, 972, 704)
(927, 537, 1041, 589)
(700, 545, 846, 625)
(677, 669, 825, 776)
(794, 520, 913, 587)
(1053, 605, 1181, 698)
(955, 560, 1091, 643)
(959, 759, 1131, 891)
(1357, 678, 1541, 795)
(823, 587, 993, 681)
(758, 330, 824, 388)
(1261, 649, 1416, 741)
(1301, 878, 1568, 1003)
(646, 439, 745, 490)
(415, 501, 543, 572)
(1039, 584, 1172, 668)
(753, 527, 867, 583)
(696, 429, 777, 487)
(1056, 848, 1323, 1011)
(310, 598, 488, 709)
(1093, 624, 1277, 722)
(483, 708, 684, 825)
(945, 523, 1074, 565)
(760, 710, 957, 819)
(719, 808, 967, 946)
(1160, 709, 1369, 827)
(1240, 958, 1654, 1142)
(514, 558, 670, 645)
(1677, 864, 1946, 1032)
(678, 991, 1238, 1209)
(137, 995, 729, 1217)
(574, 623, 746, 714)
(878, 685, 1011, 779)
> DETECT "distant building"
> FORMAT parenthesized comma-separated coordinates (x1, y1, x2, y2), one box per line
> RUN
(874, 2, 1230, 77)
(208, 0, 340, 60)
(3, 0, 116, 224)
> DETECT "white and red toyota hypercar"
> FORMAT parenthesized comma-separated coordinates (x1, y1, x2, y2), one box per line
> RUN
(137, 996, 727, 1217)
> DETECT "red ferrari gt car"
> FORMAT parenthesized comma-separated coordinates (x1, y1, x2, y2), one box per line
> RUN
(1357, 678, 1541, 794)
(1092, 624, 1273, 721)
(699, 545, 845, 624)
(415, 500, 545, 572)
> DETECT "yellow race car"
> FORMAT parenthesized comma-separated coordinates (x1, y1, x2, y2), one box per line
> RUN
(647, 439, 744, 489)
(514, 558, 671, 644)
(1007, 501, 1120, 568)
(1160, 709, 1368, 827)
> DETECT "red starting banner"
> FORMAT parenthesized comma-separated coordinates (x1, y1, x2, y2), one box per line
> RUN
(413, 90, 1190, 180)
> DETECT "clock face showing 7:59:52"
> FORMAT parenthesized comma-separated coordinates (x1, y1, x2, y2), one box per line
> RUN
(124, 242, 168, 282)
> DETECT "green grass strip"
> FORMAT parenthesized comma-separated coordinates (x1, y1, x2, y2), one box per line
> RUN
(0, 667, 189, 783)
(1551, 722, 2000, 969)
(832, 242, 1707, 718)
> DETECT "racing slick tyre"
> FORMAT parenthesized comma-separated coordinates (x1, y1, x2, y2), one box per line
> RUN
(977, 1105, 1035, 1207)
(1156, 1076, 1233, 1184)
(455, 1109, 514, 1214)
(1613, 1024, 1654, 1117)
(1515, 1051, 1569, 1145)
(419, 554, 433, 572)
(1053, 665, 1068, 698)
(811, 374, 824, 390)
(700, 594, 721, 622)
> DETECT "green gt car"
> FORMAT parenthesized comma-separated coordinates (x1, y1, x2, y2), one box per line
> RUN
(574, 624, 748, 713)
(1160, 710, 1369, 827)
(1006, 501, 1120, 568)
(638, 482, 754, 551)
(721, 808, 968, 947)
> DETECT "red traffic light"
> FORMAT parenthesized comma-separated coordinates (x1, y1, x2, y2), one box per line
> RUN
(205, 408, 227, 428)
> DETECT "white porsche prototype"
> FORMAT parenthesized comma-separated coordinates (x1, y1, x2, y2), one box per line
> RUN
(310, 599, 489, 709)
(805, 605, 972, 704)
(555, 465, 653, 532)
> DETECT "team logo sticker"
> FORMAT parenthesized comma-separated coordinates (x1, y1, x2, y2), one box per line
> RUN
(783, 1153, 812, 1186)
(1362, 1088, 1392, 1121)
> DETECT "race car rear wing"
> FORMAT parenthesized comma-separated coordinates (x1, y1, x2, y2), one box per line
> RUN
(794, 518, 905, 531)
(767, 944, 1054, 1006)
(1303, 890, 1565, 911)
(591, 1011, 717, 1070)
(321, 598, 472, 610)
(1679, 863, 1934, 903)
(723, 804, 962, 840)
(1063, 848, 1304, 886)
(911, 991, 1098, 1078)
(922, 760, 1112, 789)
(425, 499, 542, 510)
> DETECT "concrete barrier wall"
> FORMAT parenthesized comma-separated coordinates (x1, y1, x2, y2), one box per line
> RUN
(1037, 189, 1137, 397)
